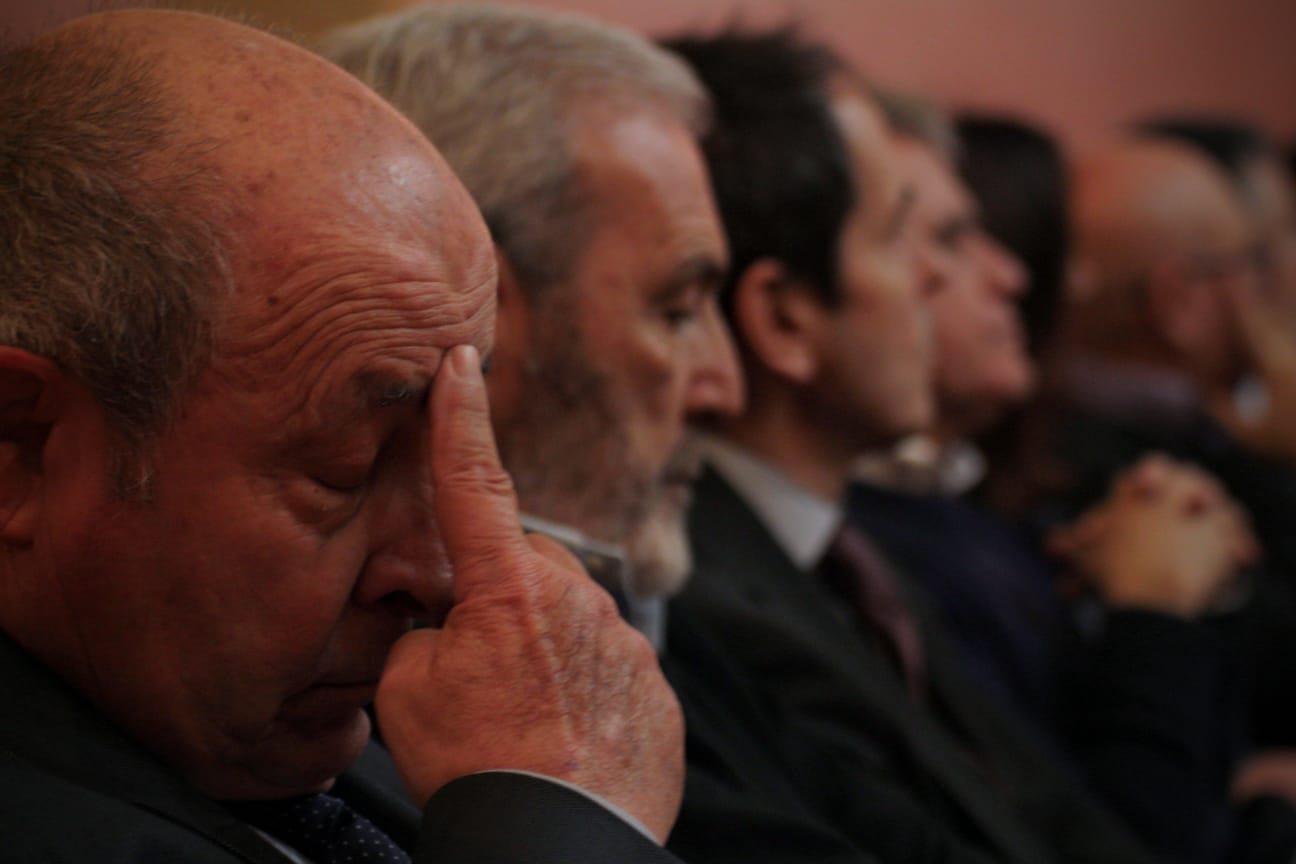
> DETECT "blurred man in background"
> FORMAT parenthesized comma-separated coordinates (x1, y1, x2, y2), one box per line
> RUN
(662, 28, 1168, 864)
(853, 96, 1283, 863)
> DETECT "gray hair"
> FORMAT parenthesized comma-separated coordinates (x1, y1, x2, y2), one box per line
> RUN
(0, 32, 231, 497)
(322, 3, 709, 294)
(877, 86, 961, 162)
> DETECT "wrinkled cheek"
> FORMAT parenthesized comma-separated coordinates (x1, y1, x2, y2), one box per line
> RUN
(192, 535, 360, 690)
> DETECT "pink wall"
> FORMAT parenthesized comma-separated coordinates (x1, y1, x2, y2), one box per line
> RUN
(8, 0, 1296, 149)
(512, 0, 1296, 149)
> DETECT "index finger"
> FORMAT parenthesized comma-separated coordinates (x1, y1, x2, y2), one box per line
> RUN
(430, 343, 532, 599)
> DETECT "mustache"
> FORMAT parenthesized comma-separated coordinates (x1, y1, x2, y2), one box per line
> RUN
(660, 436, 704, 486)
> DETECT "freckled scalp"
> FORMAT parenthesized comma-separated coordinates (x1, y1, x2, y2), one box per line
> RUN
(54, 10, 469, 263)
(18, 8, 497, 461)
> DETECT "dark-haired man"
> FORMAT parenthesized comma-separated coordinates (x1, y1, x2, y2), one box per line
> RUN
(662, 29, 1167, 864)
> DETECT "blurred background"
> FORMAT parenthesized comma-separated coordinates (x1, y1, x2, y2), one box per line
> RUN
(6, 0, 1296, 150)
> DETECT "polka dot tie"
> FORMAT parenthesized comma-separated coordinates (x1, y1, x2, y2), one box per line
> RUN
(232, 792, 411, 864)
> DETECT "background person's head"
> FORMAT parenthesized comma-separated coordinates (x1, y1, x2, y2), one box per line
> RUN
(664, 29, 931, 493)
(326, 4, 742, 597)
(956, 114, 1071, 363)
(0, 20, 232, 499)
(0, 9, 494, 800)
(1139, 117, 1296, 324)
(1065, 138, 1258, 393)
(881, 92, 1032, 440)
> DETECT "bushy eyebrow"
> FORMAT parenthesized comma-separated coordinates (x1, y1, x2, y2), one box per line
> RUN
(652, 254, 726, 301)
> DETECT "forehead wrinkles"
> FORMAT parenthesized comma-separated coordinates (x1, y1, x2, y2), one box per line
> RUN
(214, 267, 493, 401)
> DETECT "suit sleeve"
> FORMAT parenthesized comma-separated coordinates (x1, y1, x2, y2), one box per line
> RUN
(1063, 608, 1246, 863)
(416, 772, 685, 864)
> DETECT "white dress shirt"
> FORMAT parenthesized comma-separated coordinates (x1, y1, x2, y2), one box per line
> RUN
(698, 436, 841, 571)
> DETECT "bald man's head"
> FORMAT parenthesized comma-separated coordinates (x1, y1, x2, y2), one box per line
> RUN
(1065, 139, 1257, 387)
(1, 10, 485, 492)
(0, 10, 496, 799)
(1072, 140, 1251, 283)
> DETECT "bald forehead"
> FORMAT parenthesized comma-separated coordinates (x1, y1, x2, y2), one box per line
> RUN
(36, 8, 496, 379)
(48, 11, 483, 278)
(46, 11, 449, 219)
(1077, 142, 1237, 216)
(1075, 140, 1248, 254)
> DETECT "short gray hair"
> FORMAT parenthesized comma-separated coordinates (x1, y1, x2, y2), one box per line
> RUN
(322, 3, 709, 293)
(877, 86, 961, 162)
(0, 31, 231, 497)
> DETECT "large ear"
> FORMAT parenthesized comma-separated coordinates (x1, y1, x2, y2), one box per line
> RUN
(483, 248, 532, 418)
(729, 258, 828, 385)
(0, 349, 64, 545)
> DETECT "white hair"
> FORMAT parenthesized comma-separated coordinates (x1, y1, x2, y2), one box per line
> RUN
(323, 3, 709, 293)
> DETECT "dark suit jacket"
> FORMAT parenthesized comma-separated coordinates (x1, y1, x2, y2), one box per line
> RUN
(847, 480, 1256, 863)
(1043, 401, 1296, 752)
(663, 604, 880, 864)
(673, 467, 1160, 864)
(846, 482, 1064, 726)
(0, 629, 682, 863)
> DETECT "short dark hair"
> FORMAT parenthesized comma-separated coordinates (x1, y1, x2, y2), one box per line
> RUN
(0, 32, 231, 496)
(661, 28, 852, 319)
(956, 114, 1069, 358)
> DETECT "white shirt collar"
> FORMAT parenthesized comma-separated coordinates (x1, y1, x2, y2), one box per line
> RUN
(698, 436, 841, 571)
(851, 433, 986, 497)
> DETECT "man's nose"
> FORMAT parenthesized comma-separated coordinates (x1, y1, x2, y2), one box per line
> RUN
(352, 468, 456, 625)
(685, 297, 745, 419)
(983, 234, 1028, 298)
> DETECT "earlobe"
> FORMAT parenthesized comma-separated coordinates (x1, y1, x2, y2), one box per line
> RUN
(0, 349, 63, 545)
(731, 259, 823, 385)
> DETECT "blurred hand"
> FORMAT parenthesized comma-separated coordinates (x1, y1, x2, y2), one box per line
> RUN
(1233, 750, 1296, 805)
(1208, 276, 1296, 465)
(1049, 454, 1258, 618)
(375, 345, 684, 842)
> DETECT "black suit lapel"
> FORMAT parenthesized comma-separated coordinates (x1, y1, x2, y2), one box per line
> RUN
(0, 631, 305, 864)
(685, 468, 1050, 864)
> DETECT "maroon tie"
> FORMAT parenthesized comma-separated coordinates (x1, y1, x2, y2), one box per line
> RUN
(817, 523, 926, 698)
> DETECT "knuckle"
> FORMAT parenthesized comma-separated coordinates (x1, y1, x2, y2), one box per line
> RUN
(451, 543, 527, 590)
(656, 682, 685, 736)
(621, 623, 660, 666)
(440, 451, 518, 500)
(586, 582, 625, 625)
(526, 534, 586, 573)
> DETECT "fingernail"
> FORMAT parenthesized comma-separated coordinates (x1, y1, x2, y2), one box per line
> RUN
(451, 344, 481, 380)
